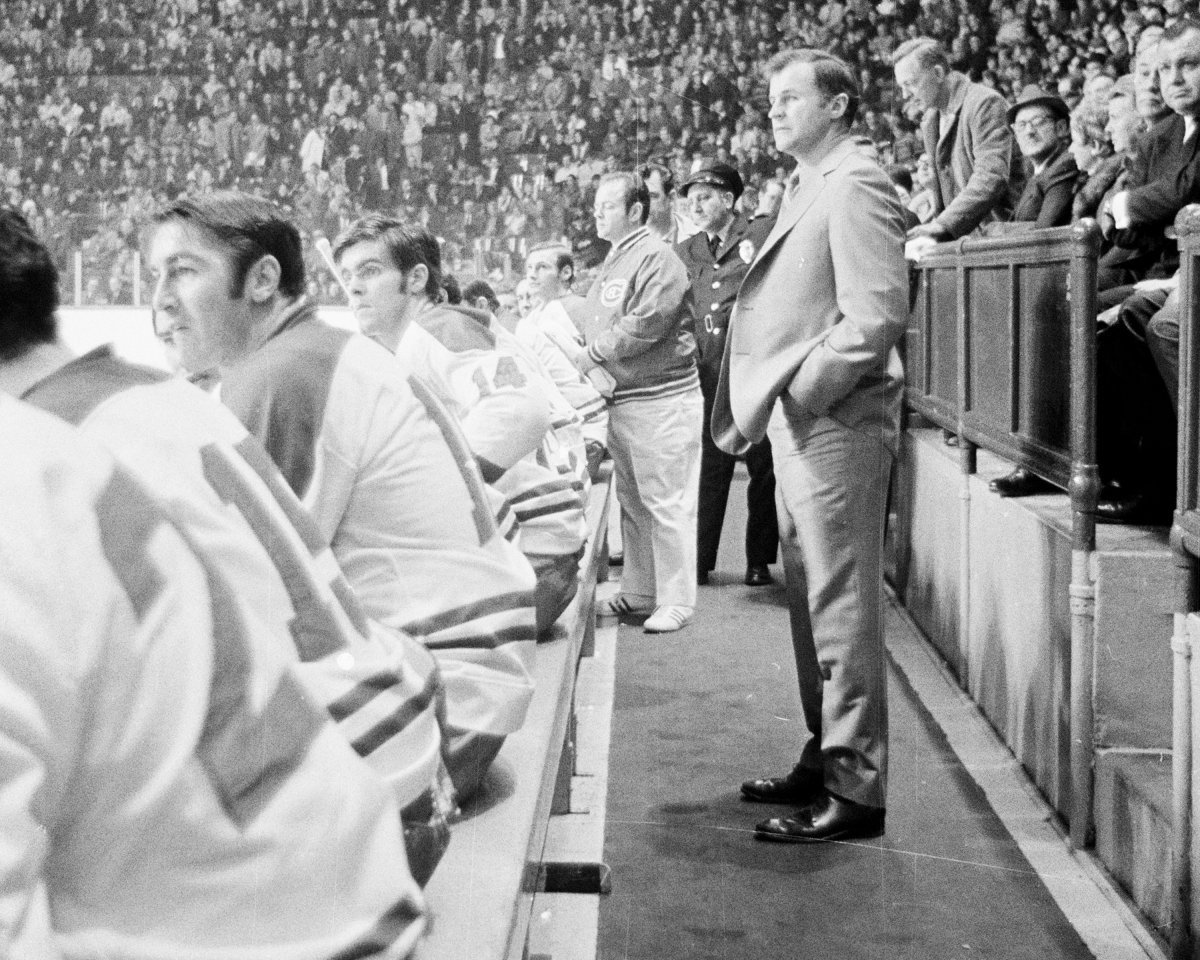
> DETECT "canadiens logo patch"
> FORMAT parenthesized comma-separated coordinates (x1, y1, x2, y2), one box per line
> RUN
(599, 279, 628, 308)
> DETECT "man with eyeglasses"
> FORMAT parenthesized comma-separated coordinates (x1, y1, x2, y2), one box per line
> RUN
(578, 171, 701, 633)
(1007, 85, 1079, 228)
(986, 86, 1080, 498)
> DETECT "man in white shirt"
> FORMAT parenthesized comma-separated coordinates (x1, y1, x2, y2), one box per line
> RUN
(147, 192, 539, 799)
(333, 216, 587, 635)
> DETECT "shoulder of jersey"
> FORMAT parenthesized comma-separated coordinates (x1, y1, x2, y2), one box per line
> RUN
(22, 346, 168, 425)
(232, 315, 355, 380)
(2, 393, 120, 494)
(415, 304, 498, 354)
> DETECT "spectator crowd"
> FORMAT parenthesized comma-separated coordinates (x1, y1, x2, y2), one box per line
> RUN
(0, 0, 1179, 304)
(9, 0, 1200, 951)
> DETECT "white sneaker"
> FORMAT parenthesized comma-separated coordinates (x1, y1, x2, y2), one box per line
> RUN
(597, 595, 655, 618)
(643, 605, 693, 633)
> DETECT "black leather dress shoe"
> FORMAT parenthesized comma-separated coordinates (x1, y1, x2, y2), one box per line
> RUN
(697, 568, 710, 586)
(740, 772, 821, 805)
(941, 428, 959, 447)
(988, 467, 1055, 497)
(744, 564, 773, 586)
(754, 791, 885, 843)
(1095, 492, 1171, 526)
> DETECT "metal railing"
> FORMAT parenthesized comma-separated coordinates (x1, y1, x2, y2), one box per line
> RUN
(906, 220, 1102, 853)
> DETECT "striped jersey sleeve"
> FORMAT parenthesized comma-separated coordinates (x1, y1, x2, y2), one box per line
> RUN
(23, 347, 448, 845)
(402, 308, 587, 558)
(0, 395, 426, 960)
(221, 315, 539, 755)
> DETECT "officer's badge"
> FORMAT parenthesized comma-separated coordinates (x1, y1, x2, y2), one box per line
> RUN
(739, 239, 756, 264)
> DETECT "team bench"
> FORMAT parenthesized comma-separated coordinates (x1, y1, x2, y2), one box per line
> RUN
(422, 462, 615, 959)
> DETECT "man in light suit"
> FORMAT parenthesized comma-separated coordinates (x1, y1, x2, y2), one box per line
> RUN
(713, 48, 908, 842)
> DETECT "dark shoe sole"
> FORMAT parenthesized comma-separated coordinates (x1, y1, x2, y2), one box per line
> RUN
(753, 817, 886, 843)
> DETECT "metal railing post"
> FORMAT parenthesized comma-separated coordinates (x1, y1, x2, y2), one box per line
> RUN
(1173, 205, 1200, 957)
(1068, 221, 1101, 850)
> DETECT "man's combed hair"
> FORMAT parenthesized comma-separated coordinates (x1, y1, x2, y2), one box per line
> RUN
(527, 241, 575, 279)
(764, 49, 862, 127)
(640, 161, 675, 196)
(0, 208, 59, 360)
(598, 172, 651, 224)
(152, 191, 306, 298)
(891, 37, 949, 70)
(462, 278, 499, 311)
(332, 214, 443, 300)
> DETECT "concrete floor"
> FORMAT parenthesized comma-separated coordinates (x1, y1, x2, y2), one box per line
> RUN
(593, 469, 1160, 960)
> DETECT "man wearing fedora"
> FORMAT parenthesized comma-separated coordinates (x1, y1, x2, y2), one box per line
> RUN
(675, 163, 778, 588)
(987, 86, 1080, 497)
(1008, 85, 1080, 227)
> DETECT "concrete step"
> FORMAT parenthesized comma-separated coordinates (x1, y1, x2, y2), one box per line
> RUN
(892, 428, 1175, 807)
(891, 427, 1177, 937)
(1094, 749, 1173, 939)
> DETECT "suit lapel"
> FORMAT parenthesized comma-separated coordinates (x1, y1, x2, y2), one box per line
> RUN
(748, 172, 824, 271)
(745, 137, 856, 277)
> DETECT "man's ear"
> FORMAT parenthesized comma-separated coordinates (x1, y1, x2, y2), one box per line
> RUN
(932, 63, 947, 83)
(244, 254, 282, 303)
(406, 262, 429, 294)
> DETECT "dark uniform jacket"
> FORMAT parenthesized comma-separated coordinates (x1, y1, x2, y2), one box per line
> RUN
(675, 212, 774, 390)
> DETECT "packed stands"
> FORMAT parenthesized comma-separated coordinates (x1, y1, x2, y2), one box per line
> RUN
(8, 0, 1200, 952)
(0, 0, 1161, 305)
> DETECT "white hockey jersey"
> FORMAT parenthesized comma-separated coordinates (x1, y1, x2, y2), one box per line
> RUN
(516, 299, 609, 447)
(218, 300, 538, 788)
(399, 303, 587, 558)
(490, 317, 591, 499)
(0, 395, 425, 960)
(23, 347, 449, 838)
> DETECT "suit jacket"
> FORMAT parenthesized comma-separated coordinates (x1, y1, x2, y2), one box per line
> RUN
(1104, 112, 1200, 274)
(712, 137, 908, 456)
(921, 71, 1014, 238)
(1011, 143, 1078, 227)
(675, 212, 773, 389)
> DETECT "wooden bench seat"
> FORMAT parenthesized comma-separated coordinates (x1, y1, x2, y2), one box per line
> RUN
(422, 464, 614, 960)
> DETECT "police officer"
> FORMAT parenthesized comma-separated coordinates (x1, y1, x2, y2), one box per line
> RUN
(676, 163, 778, 586)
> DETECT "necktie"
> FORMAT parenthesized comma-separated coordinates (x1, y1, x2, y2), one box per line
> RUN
(708, 233, 720, 259)
(785, 170, 802, 204)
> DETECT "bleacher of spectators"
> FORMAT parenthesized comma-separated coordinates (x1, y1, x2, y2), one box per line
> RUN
(2, 0, 1168, 305)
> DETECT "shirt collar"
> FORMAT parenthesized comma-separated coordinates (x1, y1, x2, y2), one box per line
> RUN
(610, 225, 649, 255)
